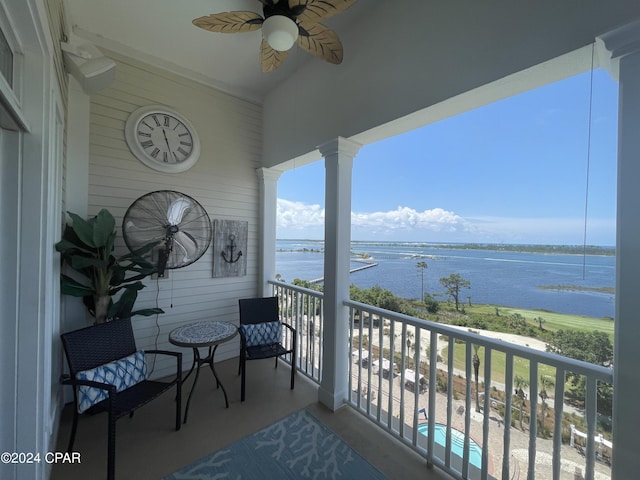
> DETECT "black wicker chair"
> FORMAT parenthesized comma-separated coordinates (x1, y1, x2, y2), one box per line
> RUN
(238, 297, 296, 401)
(60, 318, 182, 480)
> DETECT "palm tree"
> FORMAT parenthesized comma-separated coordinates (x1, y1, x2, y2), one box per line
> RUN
(514, 374, 529, 431)
(416, 261, 428, 302)
(405, 331, 415, 366)
(472, 344, 481, 412)
(538, 374, 555, 432)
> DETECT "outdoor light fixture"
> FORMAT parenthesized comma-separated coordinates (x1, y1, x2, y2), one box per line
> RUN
(262, 15, 298, 51)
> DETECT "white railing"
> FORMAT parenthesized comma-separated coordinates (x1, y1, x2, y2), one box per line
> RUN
(268, 281, 614, 480)
(346, 299, 613, 480)
(271, 280, 324, 384)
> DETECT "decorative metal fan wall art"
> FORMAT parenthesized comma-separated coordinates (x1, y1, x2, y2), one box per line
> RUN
(193, 0, 357, 72)
(122, 191, 212, 277)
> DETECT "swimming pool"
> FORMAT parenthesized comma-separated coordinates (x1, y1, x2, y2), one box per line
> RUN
(417, 423, 483, 468)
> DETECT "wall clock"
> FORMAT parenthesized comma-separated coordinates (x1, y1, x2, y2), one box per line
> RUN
(124, 105, 200, 173)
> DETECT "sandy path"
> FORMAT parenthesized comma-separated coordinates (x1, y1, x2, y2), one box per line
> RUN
(436, 324, 548, 353)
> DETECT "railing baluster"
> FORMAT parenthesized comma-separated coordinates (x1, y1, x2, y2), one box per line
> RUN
(463, 341, 472, 479)
(294, 290, 302, 373)
(348, 306, 354, 404)
(302, 290, 308, 375)
(552, 367, 566, 480)
(376, 312, 384, 422)
(528, 362, 539, 480)
(366, 311, 374, 416)
(428, 330, 439, 469)
(388, 318, 395, 430)
(310, 295, 315, 377)
(503, 353, 514, 480)
(356, 307, 364, 409)
(585, 375, 598, 480)
(445, 335, 455, 469)
(412, 325, 421, 447)
(318, 298, 323, 380)
(481, 347, 492, 480)
(399, 322, 407, 438)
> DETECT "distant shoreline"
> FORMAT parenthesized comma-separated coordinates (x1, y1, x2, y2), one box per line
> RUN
(277, 240, 615, 256)
(538, 285, 615, 294)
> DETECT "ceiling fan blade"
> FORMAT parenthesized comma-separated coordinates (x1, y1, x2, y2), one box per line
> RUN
(297, 22, 343, 64)
(290, 0, 357, 23)
(260, 39, 289, 72)
(192, 11, 264, 33)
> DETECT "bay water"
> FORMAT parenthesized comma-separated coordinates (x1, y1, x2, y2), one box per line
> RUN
(275, 240, 615, 319)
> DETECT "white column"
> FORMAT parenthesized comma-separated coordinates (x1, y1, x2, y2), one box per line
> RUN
(63, 77, 92, 335)
(318, 137, 361, 411)
(597, 18, 640, 480)
(257, 167, 283, 297)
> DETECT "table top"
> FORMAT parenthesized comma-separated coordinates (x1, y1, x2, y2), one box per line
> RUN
(169, 321, 237, 348)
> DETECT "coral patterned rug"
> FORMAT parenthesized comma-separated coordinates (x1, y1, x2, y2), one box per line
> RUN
(164, 409, 387, 479)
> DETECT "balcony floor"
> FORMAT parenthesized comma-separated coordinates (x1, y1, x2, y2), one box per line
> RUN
(52, 357, 451, 480)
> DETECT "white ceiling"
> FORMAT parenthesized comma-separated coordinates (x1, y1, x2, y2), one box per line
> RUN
(64, 0, 372, 103)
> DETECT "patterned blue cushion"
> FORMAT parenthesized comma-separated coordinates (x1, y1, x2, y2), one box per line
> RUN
(76, 350, 147, 413)
(241, 322, 282, 347)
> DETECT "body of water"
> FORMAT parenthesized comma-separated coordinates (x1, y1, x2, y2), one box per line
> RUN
(275, 240, 615, 319)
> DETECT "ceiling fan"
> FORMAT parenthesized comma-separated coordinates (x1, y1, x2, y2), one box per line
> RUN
(193, 0, 357, 72)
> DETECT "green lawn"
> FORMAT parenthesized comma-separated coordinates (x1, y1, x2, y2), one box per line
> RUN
(465, 304, 614, 340)
(439, 303, 613, 385)
(442, 343, 556, 385)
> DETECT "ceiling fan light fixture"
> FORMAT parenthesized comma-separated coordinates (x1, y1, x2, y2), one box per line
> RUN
(262, 15, 298, 51)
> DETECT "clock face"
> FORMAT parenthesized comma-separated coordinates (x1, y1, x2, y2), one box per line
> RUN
(125, 105, 200, 173)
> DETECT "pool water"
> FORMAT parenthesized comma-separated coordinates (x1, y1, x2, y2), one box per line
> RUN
(417, 423, 483, 468)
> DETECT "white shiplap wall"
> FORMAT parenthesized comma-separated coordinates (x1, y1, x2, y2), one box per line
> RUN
(86, 50, 263, 378)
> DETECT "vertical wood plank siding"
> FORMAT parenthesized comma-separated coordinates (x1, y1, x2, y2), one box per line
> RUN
(87, 50, 263, 378)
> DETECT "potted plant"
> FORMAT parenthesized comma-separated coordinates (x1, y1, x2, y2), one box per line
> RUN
(55, 209, 164, 323)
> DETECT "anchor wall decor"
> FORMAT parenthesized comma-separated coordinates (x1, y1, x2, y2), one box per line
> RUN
(221, 234, 242, 264)
(212, 219, 247, 278)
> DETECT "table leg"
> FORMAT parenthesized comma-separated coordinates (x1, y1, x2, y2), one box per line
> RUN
(183, 348, 203, 424)
(207, 344, 229, 408)
(182, 354, 198, 385)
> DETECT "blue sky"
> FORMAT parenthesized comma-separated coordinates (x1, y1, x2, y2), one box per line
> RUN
(277, 69, 618, 245)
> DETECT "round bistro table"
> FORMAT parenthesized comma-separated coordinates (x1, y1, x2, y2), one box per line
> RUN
(169, 321, 237, 423)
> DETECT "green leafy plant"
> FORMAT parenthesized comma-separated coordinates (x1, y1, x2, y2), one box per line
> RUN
(55, 209, 163, 323)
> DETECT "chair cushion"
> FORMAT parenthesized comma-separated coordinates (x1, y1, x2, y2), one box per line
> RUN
(241, 321, 282, 347)
(76, 350, 147, 413)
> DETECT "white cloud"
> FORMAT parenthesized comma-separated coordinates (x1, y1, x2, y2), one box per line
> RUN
(276, 199, 615, 244)
(352, 206, 468, 230)
(277, 198, 324, 228)
(277, 200, 474, 241)
(350, 206, 476, 240)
